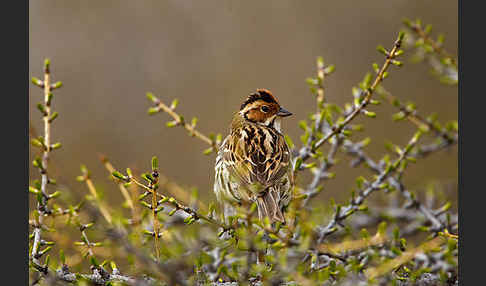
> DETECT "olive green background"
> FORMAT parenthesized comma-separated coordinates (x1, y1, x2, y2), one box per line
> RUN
(29, 1, 457, 208)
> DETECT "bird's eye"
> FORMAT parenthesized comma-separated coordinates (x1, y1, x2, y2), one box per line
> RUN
(261, 106, 269, 112)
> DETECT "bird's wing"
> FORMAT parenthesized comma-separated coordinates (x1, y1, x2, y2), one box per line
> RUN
(223, 124, 291, 194)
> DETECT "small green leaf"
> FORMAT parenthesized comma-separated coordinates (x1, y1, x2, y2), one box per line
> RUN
(168, 208, 177, 216)
(90, 256, 99, 267)
(29, 186, 40, 194)
(52, 81, 63, 89)
(391, 60, 403, 67)
(48, 112, 59, 123)
(112, 171, 126, 181)
(148, 107, 158, 115)
(376, 45, 388, 56)
(151, 156, 158, 171)
(32, 77, 43, 87)
(202, 147, 213, 155)
(166, 121, 178, 128)
(44, 58, 51, 71)
(364, 111, 376, 118)
(170, 99, 179, 109)
(398, 31, 405, 41)
(294, 157, 303, 171)
(59, 249, 65, 264)
(51, 142, 62, 150)
(37, 103, 47, 115)
(146, 92, 157, 102)
(31, 138, 44, 148)
(138, 192, 149, 200)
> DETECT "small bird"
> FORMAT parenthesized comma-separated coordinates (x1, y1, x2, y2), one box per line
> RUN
(214, 89, 294, 224)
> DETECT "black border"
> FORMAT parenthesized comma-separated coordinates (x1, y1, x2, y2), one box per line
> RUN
(459, 0, 483, 285)
(2, 0, 28, 284)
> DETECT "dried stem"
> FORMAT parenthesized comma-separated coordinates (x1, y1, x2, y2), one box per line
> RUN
(82, 171, 113, 225)
(101, 156, 134, 211)
(365, 236, 447, 280)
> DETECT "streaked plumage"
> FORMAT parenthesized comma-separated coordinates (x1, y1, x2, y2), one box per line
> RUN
(214, 89, 294, 223)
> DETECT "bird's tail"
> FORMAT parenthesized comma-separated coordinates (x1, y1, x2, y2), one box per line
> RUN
(256, 189, 285, 224)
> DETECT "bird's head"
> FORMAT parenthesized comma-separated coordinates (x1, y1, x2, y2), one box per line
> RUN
(239, 89, 292, 130)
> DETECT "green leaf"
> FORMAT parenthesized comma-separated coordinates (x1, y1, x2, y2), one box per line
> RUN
(202, 147, 213, 155)
(37, 103, 47, 115)
(151, 156, 158, 171)
(376, 45, 388, 56)
(391, 60, 403, 67)
(90, 256, 99, 267)
(294, 157, 303, 171)
(32, 77, 43, 87)
(364, 111, 376, 118)
(166, 121, 178, 127)
(392, 112, 406, 121)
(170, 99, 179, 109)
(46, 93, 53, 106)
(138, 192, 149, 200)
(324, 65, 335, 74)
(284, 134, 294, 149)
(52, 81, 63, 89)
(48, 112, 59, 123)
(112, 171, 126, 181)
(146, 92, 157, 102)
(398, 31, 405, 41)
(51, 142, 62, 150)
(31, 138, 44, 148)
(377, 221, 387, 235)
(142, 173, 154, 183)
(44, 58, 51, 71)
(191, 117, 198, 127)
(148, 107, 159, 115)
(49, 191, 61, 199)
(59, 249, 65, 264)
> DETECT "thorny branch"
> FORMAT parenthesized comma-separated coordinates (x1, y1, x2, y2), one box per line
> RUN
(146, 92, 221, 154)
(316, 130, 423, 244)
(295, 32, 405, 164)
(112, 171, 231, 232)
(30, 59, 59, 267)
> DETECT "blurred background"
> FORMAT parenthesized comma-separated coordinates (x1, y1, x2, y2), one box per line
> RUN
(29, 0, 457, 209)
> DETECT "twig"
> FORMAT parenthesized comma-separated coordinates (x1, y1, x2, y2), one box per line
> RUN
(378, 86, 457, 143)
(100, 155, 134, 211)
(295, 32, 405, 163)
(114, 172, 231, 232)
(79, 166, 113, 225)
(316, 130, 422, 243)
(31, 59, 55, 266)
(146, 92, 219, 153)
(342, 140, 447, 232)
(404, 19, 456, 67)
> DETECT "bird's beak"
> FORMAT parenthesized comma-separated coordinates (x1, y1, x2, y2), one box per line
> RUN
(277, 107, 293, 117)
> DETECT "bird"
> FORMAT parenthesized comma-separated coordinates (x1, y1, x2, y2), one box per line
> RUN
(214, 89, 294, 224)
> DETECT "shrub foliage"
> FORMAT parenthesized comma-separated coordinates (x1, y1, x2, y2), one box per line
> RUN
(29, 19, 458, 286)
